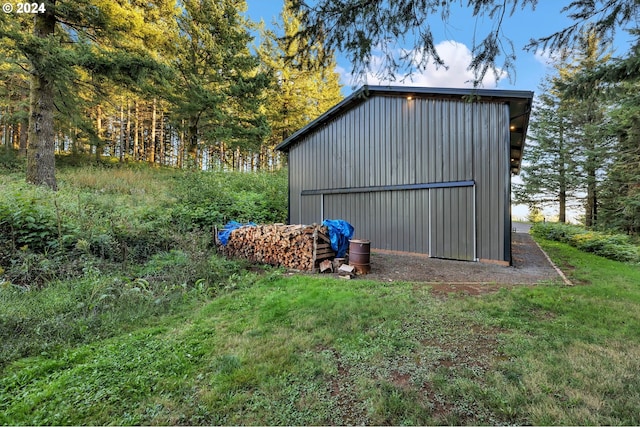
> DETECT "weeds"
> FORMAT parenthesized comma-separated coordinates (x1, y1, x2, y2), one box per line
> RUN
(0, 159, 286, 288)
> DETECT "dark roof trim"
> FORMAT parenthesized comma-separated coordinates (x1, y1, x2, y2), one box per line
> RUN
(275, 85, 534, 174)
(301, 180, 475, 196)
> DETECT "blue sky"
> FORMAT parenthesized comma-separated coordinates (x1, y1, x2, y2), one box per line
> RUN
(244, 1, 634, 96)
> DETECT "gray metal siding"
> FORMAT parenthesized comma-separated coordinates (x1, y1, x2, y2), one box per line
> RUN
(473, 103, 510, 261)
(300, 195, 322, 224)
(430, 187, 475, 260)
(287, 94, 511, 262)
(324, 190, 430, 254)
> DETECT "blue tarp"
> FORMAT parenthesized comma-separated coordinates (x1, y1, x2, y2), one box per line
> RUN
(218, 221, 256, 246)
(322, 219, 354, 258)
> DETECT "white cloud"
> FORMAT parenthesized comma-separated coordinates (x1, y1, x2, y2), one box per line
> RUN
(533, 47, 568, 67)
(339, 41, 506, 89)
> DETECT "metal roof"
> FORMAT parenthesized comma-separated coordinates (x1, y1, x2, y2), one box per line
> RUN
(275, 85, 534, 174)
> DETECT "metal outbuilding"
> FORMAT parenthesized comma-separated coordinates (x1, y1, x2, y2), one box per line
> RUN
(276, 85, 533, 264)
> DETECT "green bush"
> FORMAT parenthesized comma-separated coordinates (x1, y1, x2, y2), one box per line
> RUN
(170, 169, 288, 229)
(0, 147, 23, 171)
(0, 195, 62, 255)
(532, 222, 640, 263)
(1, 163, 289, 291)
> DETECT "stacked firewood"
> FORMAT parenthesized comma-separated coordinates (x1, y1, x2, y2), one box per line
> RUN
(218, 223, 336, 271)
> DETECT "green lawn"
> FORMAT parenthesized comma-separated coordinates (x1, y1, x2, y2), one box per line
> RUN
(2, 238, 639, 425)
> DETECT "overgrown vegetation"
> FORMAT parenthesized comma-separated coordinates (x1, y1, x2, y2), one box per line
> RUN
(0, 154, 287, 291)
(531, 221, 640, 263)
(0, 155, 287, 369)
(2, 158, 639, 425)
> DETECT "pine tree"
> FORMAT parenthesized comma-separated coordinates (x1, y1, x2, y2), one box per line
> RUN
(257, 0, 342, 148)
(291, 0, 639, 86)
(0, 0, 175, 189)
(170, 0, 269, 167)
(515, 74, 580, 222)
(600, 88, 640, 234)
(559, 31, 612, 227)
(0, 44, 29, 153)
(516, 31, 611, 225)
(569, 32, 640, 234)
(599, 75, 640, 234)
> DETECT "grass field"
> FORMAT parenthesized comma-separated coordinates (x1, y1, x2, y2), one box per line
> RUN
(1, 159, 639, 425)
(2, 243, 639, 425)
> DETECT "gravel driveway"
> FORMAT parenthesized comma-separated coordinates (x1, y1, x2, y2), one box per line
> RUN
(342, 223, 562, 288)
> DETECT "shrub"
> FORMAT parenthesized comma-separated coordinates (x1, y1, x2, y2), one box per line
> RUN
(0, 193, 77, 257)
(0, 147, 23, 171)
(170, 168, 288, 230)
(532, 222, 640, 263)
(1, 164, 288, 291)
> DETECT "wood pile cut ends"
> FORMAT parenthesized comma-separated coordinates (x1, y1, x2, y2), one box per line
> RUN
(218, 223, 336, 271)
(338, 263, 355, 279)
(319, 259, 334, 273)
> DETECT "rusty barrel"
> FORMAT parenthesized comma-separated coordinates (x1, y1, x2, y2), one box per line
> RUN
(349, 239, 371, 274)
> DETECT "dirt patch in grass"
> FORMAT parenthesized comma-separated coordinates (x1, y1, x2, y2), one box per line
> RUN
(426, 283, 513, 297)
(318, 320, 510, 425)
(322, 347, 369, 425)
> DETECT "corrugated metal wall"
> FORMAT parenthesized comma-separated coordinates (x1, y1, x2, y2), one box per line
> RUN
(323, 190, 431, 254)
(288, 95, 510, 262)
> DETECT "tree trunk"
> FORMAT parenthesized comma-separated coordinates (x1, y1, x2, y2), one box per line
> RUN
(158, 111, 164, 165)
(585, 133, 598, 227)
(148, 97, 156, 164)
(12, 118, 20, 149)
(26, 2, 57, 190)
(559, 189, 566, 223)
(119, 103, 125, 162)
(1, 107, 7, 149)
(133, 100, 139, 160)
(177, 120, 185, 169)
(18, 120, 28, 156)
(585, 171, 597, 227)
(27, 77, 57, 189)
(558, 122, 566, 223)
(126, 100, 131, 160)
(95, 105, 103, 161)
(187, 118, 198, 167)
(219, 141, 225, 169)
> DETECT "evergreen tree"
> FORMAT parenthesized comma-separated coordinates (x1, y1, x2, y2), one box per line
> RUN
(515, 74, 580, 222)
(0, 0, 175, 189)
(560, 31, 612, 227)
(0, 44, 29, 153)
(597, 31, 640, 236)
(258, 0, 343, 148)
(516, 31, 611, 225)
(599, 82, 640, 234)
(290, 0, 638, 85)
(170, 0, 269, 167)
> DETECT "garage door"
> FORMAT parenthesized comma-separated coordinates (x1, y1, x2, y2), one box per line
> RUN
(430, 186, 476, 261)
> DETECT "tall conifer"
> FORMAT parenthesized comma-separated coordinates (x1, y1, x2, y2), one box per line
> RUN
(258, 0, 343, 147)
